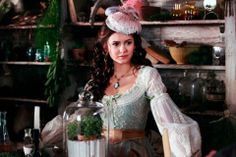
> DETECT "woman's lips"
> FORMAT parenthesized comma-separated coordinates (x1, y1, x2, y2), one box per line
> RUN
(118, 55, 129, 58)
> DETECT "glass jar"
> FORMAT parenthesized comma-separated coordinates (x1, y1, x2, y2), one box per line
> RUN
(63, 90, 106, 157)
(191, 72, 207, 109)
(205, 72, 225, 110)
(178, 70, 192, 107)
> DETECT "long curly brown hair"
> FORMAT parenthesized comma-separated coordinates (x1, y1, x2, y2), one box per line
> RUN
(85, 24, 152, 101)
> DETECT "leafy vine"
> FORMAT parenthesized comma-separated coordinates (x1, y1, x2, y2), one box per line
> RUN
(35, 0, 69, 107)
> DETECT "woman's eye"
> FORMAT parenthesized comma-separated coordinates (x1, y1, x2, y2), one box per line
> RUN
(127, 41, 133, 45)
(112, 42, 119, 47)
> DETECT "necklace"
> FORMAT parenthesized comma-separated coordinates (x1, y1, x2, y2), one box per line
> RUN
(113, 67, 133, 89)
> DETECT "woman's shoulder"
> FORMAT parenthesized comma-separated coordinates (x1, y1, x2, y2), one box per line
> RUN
(139, 65, 158, 75)
(137, 66, 160, 84)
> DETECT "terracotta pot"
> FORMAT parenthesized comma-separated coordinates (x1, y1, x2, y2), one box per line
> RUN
(77, 135, 97, 141)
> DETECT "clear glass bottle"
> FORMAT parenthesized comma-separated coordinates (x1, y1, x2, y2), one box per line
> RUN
(0, 111, 12, 152)
(26, 47, 34, 61)
(191, 72, 207, 109)
(35, 49, 43, 62)
(178, 70, 192, 107)
(23, 128, 34, 157)
(63, 90, 106, 157)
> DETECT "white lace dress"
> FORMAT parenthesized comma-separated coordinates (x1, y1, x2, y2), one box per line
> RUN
(101, 66, 201, 157)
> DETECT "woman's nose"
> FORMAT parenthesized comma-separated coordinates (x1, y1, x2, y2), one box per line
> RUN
(119, 44, 127, 53)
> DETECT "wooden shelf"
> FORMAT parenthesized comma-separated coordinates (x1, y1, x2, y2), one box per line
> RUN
(0, 61, 52, 65)
(0, 24, 55, 30)
(65, 63, 225, 71)
(182, 110, 224, 117)
(0, 97, 48, 104)
(70, 20, 224, 46)
(154, 64, 225, 71)
(71, 20, 225, 27)
(140, 20, 225, 26)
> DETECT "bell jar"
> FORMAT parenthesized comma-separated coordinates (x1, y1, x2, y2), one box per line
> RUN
(63, 90, 106, 157)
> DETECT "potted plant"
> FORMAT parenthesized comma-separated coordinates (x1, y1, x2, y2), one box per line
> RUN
(67, 114, 103, 140)
(63, 91, 106, 157)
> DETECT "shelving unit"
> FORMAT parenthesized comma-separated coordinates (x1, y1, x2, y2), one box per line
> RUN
(0, 23, 55, 105)
(65, 19, 226, 116)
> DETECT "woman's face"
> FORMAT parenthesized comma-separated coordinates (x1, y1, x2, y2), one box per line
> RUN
(106, 32, 135, 65)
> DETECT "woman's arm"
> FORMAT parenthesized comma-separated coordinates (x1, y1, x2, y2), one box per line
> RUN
(144, 67, 202, 157)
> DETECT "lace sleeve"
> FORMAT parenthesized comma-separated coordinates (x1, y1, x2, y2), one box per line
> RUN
(144, 67, 202, 157)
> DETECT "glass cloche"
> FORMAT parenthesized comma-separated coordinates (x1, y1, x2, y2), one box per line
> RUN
(63, 90, 106, 157)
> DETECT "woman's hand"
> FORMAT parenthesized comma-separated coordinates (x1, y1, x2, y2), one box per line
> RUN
(205, 150, 217, 157)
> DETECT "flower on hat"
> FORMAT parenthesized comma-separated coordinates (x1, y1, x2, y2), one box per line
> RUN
(105, 5, 142, 34)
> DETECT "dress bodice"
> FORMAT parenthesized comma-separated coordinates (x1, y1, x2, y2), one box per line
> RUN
(101, 82, 150, 129)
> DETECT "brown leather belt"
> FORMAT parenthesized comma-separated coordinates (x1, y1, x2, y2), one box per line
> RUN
(103, 129, 145, 144)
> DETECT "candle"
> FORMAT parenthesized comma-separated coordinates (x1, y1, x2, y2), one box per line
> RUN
(34, 106, 40, 130)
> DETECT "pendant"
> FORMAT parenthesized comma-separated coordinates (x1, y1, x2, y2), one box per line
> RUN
(114, 82, 120, 89)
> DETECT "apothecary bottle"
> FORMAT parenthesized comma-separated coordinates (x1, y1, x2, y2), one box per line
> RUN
(191, 72, 207, 108)
(178, 70, 192, 107)
(63, 90, 106, 157)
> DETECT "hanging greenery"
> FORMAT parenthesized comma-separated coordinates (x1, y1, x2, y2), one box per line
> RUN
(35, 0, 60, 60)
(35, 0, 69, 107)
(44, 42, 70, 107)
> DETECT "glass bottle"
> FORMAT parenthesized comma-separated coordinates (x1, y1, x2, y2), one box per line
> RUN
(191, 72, 207, 109)
(205, 72, 225, 110)
(26, 47, 34, 61)
(178, 70, 192, 107)
(43, 41, 50, 62)
(0, 111, 11, 152)
(63, 90, 106, 157)
(35, 49, 43, 62)
(23, 128, 34, 157)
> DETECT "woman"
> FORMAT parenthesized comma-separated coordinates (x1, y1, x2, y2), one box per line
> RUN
(84, 5, 202, 157)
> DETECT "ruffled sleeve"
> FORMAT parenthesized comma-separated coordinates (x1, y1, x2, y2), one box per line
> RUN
(143, 67, 202, 157)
